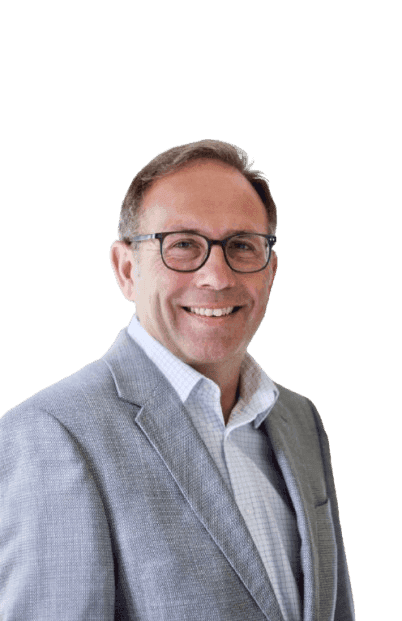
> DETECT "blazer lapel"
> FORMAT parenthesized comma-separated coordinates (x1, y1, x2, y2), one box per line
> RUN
(103, 329, 285, 621)
(263, 398, 337, 621)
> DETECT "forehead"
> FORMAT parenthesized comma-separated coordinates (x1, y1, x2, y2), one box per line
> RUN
(139, 160, 269, 234)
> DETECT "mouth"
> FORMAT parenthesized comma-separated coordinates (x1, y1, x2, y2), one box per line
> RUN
(182, 306, 242, 317)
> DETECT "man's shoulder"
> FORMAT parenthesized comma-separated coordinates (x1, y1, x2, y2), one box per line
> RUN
(1, 328, 145, 428)
(2, 357, 113, 425)
(274, 381, 311, 408)
(272, 380, 326, 436)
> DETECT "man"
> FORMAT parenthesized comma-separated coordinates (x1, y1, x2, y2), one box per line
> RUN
(0, 140, 354, 620)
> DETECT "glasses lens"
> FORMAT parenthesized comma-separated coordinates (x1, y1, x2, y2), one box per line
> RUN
(162, 233, 208, 271)
(226, 235, 269, 272)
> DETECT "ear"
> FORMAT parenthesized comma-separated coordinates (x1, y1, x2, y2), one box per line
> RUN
(110, 241, 137, 301)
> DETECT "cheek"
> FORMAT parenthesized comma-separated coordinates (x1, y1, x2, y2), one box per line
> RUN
(134, 255, 167, 301)
(252, 276, 272, 307)
(144, 268, 193, 314)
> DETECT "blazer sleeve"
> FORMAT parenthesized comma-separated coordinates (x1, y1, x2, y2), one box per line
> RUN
(309, 399, 355, 621)
(0, 407, 115, 621)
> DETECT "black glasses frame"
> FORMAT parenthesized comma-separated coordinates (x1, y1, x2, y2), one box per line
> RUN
(129, 231, 277, 273)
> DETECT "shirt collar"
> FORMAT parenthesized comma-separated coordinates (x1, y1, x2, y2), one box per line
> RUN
(236, 353, 279, 428)
(127, 314, 203, 402)
(127, 313, 279, 426)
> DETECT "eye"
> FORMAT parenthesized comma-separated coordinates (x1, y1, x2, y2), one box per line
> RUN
(163, 235, 206, 259)
(173, 240, 197, 249)
(229, 239, 255, 252)
(235, 241, 252, 250)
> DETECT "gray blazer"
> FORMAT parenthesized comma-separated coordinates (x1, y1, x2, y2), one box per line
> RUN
(0, 328, 354, 620)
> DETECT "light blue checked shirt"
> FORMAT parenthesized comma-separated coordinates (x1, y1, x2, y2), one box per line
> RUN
(128, 314, 302, 621)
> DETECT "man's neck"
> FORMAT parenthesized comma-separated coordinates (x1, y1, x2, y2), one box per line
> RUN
(190, 359, 242, 425)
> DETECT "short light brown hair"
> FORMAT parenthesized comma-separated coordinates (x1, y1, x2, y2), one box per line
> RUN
(118, 139, 277, 242)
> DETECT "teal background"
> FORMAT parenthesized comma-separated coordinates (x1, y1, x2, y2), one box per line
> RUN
(1, 3, 400, 618)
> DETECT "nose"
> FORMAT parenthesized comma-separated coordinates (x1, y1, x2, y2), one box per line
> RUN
(194, 244, 237, 290)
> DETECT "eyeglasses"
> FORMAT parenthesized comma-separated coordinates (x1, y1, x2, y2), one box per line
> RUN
(128, 231, 276, 273)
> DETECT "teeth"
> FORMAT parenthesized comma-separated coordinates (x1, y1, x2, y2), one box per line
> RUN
(189, 307, 235, 317)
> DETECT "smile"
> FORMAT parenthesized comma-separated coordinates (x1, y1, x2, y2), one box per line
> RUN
(183, 306, 241, 317)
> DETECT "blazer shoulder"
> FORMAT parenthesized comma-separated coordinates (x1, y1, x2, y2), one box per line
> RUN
(1, 357, 116, 427)
(273, 380, 313, 411)
(1, 329, 158, 433)
(272, 380, 327, 436)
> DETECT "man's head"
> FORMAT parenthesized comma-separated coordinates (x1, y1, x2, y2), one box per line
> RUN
(111, 140, 277, 374)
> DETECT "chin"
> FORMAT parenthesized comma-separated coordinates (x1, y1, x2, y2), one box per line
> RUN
(181, 341, 243, 368)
